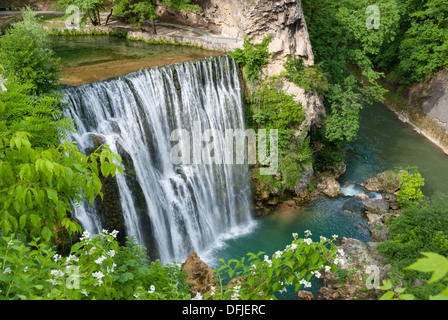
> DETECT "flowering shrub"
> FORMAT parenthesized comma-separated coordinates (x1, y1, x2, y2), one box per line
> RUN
(0, 230, 189, 300)
(207, 231, 343, 300)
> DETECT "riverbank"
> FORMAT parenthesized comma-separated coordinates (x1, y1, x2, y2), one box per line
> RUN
(380, 74, 448, 156)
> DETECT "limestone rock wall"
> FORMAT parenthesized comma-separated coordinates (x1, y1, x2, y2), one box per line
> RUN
(408, 70, 448, 134)
(160, 0, 324, 128)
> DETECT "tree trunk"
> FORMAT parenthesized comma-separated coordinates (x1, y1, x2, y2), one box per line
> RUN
(105, 9, 113, 26)
(152, 19, 157, 35)
(97, 10, 101, 26)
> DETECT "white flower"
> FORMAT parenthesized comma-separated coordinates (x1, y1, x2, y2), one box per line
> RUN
(338, 249, 345, 257)
(107, 250, 115, 258)
(50, 269, 65, 278)
(191, 292, 203, 300)
(23, 266, 28, 272)
(274, 250, 283, 259)
(107, 263, 117, 274)
(47, 279, 58, 286)
(299, 279, 312, 288)
(148, 285, 155, 294)
(290, 243, 298, 250)
(292, 233, 298, 239)
(95, 255, 106, 265)
(92, 271, 105, 286)
(65, 255, 79, 265)
(134, 293, 140, 300)
(81, 289, 88, 296)
(304, 238, 312, 245)
(305, 230, 312, 237)
(7, 239, 13, 247)
(53, 254, 62, 263)
(3, 267, 12, 274)
(210, 286, 216, 296)
(110, 230, 119, 238)
(312, 271, 321, 279)
(80, 230, 90, 242)
(264, 255, 272, 267)
(325, 266, 331, 272)
(320, 236, 327, 242)
(332, 234, 339, 240)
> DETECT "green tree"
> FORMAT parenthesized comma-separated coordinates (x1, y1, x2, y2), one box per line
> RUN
(301, 0, 400, 144)
(58, 0, 107, 26)
(0, 8, 61, 95)
(397, 0, 448, 83)
(111, 0, 201, 34)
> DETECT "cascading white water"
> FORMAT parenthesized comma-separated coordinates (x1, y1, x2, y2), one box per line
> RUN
(63, 56, 255, 263)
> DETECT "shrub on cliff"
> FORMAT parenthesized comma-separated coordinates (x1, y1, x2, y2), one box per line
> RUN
(231, 35, 272, 82)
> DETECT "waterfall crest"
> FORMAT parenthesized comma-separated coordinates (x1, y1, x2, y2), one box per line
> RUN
(63, 56, 255, 263)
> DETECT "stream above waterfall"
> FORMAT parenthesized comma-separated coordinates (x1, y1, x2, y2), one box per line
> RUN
(51, 36, 222, 86)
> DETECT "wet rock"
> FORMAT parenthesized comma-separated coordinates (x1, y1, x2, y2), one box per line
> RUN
(341, 198, 365, 214)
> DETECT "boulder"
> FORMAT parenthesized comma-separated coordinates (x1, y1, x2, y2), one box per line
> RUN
(297, 290, 314, 300)
(362, 198, 390, 214)
(182, 252, 217, 299)
(317, 176, 343, 198)
(365, 171, 402, 193)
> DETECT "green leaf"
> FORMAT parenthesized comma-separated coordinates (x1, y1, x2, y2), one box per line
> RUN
(47, 189, 58, 205)
(19, 214, 27, 229)
(405, 252, 448, 284)
(379, 291, 395, 300)
(41, 226, 51, 242)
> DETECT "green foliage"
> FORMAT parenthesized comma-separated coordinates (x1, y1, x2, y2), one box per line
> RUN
(0, 78, 73, 148)
(323, 76, 364, 144)
(112, 237, 190, 300)
(284, 56, 329, 94)
(58, 0, 106, 26)
(0, 231, 190, 300)
(249, 79, 305, 153)
(396, 0, 448, 83)
(209, 232, 340, 300)
(0, 8, 61, 95)
(379, 252, 448, 300)
(231, 35, 272, 82)
(279, 137, 313, 189)
(111, 0, 201, 31)
(0, 128, 122, 242)
(396, 166, 425, 207)
(377, 192, 448, 299)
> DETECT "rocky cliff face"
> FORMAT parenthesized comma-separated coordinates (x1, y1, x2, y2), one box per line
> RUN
(408, 70, 448, 135)
(160, 0, 315, 73)
(159, 0, 324, 129)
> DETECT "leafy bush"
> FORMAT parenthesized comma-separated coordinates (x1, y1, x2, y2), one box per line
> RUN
(396, 167, 425, 207)
(377, 192, 448, 299)
(0, 231, 190, 300)
(209, 232, 341, 300)
(231, 35, 272, 82)
(0, 8, 61, 95)
(284, 56, 329, 94)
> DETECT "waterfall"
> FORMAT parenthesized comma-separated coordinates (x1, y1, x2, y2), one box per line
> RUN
(63, 56, 255, 263)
